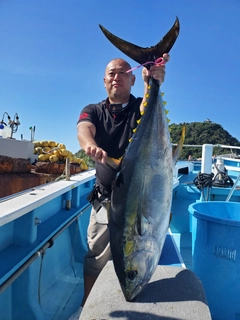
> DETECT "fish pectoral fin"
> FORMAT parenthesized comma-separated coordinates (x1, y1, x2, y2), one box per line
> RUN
(105, 156, 122, 171)
(137, 211, 142, 236)
(172, 125, 186, 166)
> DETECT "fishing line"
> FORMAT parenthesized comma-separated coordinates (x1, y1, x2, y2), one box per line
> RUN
(126, 57, 166, 73)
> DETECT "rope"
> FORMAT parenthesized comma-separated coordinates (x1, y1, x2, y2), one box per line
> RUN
(213, 172, 234, 187)
(193, 172, 214, 190)
(193, 166, 234, 201)
(193, 172, 214, 201)
(212, 163, 234, 188)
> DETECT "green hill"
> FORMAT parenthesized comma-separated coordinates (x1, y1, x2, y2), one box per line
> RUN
(171, 121, 240, 160)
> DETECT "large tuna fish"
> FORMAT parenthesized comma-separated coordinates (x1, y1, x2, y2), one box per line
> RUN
(100, 18, 184, 301)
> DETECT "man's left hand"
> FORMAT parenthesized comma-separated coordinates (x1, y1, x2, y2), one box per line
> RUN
(142, 53, 170, 85)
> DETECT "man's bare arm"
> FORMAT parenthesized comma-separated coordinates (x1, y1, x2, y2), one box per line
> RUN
(77, 121, 108, 163)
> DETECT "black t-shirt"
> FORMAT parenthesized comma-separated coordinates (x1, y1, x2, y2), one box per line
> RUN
(77, 94, 142, 193)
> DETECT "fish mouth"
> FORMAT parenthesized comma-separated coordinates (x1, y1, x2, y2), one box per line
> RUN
(121, 269, 146, 302)
(123, 283, 144, 302)
(99, 17, 180, 67)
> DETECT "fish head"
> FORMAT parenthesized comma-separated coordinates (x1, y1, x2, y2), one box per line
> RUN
(120, 238, 160, 301)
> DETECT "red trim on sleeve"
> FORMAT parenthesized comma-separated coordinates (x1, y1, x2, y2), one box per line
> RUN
(79, 112, 89, 121)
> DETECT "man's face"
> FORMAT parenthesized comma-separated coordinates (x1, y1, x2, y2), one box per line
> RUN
(104, 59, 135, 103)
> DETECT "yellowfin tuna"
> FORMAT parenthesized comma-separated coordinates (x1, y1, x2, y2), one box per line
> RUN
(100, 18, 184, 301)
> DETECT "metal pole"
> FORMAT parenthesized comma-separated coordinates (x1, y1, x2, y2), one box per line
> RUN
(226, 174, 240, 202)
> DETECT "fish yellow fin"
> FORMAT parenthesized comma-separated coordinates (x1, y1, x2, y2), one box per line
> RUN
(172, 125, 186, 166)
(124, 241, 134, 257)
(105, 157, 122, 171)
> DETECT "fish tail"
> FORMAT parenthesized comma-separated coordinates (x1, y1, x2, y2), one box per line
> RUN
(99, 18, 180, 65)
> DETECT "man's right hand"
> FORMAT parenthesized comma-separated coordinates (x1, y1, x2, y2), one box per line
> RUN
(85, 144, 108, 164)
(77, 122, 108, 164)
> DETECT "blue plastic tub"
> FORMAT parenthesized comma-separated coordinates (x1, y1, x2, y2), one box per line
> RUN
(189, 201, 240, 320)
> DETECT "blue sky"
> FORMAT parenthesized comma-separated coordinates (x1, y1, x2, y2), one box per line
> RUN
(0, 0, 239, 153)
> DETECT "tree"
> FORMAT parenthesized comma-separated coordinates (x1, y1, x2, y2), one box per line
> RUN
(74, 149, 95, 168)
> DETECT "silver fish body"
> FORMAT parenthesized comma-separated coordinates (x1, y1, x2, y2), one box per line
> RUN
(109, 78, 173, 301)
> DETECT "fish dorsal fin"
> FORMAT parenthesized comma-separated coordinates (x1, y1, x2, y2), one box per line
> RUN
(125, 84, 151, 149)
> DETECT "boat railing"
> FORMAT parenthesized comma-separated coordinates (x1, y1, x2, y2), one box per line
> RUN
(172, 143, 240, 150)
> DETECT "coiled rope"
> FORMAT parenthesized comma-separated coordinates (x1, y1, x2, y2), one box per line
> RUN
(193, 166, 234, 201)
(193, 172, 214, 190)
(212, 163, 234, 188)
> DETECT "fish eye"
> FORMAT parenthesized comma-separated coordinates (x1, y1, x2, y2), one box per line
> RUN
(126, 270, 138, 281)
